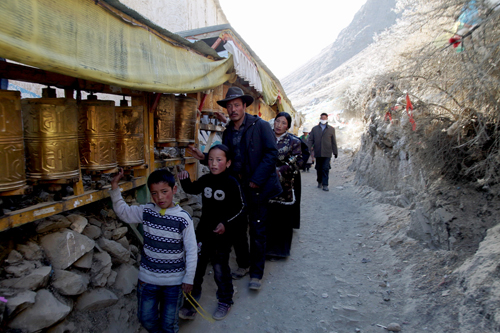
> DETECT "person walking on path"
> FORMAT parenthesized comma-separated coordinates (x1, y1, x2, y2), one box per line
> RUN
(308, 113, 338, 191)
(266, 112, 303, 258)
(177, 144, 245, 321)
(300, 128, 313, 172)
(187, 87, 282, 291)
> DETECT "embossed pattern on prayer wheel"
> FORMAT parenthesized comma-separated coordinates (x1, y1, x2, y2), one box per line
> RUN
(0, 90, 26, 191)
(22, 97, 79, 180)
(154, 94, 176, 143)
(78, 97, 117, 170)
(116, 105, 144, 166)
(174, 95, 197, 146)
(212, 85, 224, 113)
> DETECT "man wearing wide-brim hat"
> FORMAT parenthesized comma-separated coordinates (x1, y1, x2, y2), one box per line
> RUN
(187, 86, 282, 291)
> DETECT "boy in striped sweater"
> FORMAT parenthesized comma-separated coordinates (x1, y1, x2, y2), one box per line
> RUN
(110, 169, 197, 333)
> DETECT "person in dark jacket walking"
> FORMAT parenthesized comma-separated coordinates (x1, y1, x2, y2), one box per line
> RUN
(187, 87, 282, 291)
(308, 113, 338, 191)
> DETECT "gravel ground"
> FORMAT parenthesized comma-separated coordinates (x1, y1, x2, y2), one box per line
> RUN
(178, 154, 416, 333)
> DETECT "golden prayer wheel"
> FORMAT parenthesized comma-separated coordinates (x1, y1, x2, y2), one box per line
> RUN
(78, 96, 117, 170)
(174, 95, 197, 146)
(0, 90, 26, 191)
(22, 96, 79, 180)
(116, 104, 144, 166)
(154, 94, 176, 143)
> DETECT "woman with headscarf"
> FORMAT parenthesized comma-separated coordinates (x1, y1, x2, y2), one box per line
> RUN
(266, 112, 303, 259)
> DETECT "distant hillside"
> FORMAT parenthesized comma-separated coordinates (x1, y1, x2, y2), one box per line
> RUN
(282, 0, 399, 96)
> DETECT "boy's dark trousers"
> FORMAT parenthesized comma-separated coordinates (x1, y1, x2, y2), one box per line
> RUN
(185, 233, 234, 308)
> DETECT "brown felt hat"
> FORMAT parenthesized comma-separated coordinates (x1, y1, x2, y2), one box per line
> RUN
(216, 87, 254, 108)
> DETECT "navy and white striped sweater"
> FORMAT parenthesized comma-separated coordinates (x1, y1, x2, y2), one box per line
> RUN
(109, 188, 197, 286)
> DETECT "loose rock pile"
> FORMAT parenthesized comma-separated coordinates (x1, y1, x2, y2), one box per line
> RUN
(0, 185, 202, 332)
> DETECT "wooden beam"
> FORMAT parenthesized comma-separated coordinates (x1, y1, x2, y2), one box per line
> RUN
(0, 177, 147, 232)
(0, 61, 143, 96)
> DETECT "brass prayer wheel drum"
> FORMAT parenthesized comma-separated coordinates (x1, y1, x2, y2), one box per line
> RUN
(78, 97, 117, 170)
(116, 105, 144, 166)
(0, 90, 26, 191)
(174, 95, 197, 147)
(154, 94, 176, 143)
(21, 97, 79, 180)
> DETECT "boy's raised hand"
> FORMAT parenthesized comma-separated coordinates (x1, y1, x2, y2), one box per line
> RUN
(111, 168, 124, 190)
(178, 170, 190, 180)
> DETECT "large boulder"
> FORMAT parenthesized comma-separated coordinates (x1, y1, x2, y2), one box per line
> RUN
(52, 269, 89, 296)
(73, 250, 93, 269)
(5, 250, 23, 265)
(8, 289, 71, 332)
(16, 241, 44, 261)
(116, 237, 129, 251)
(35, 215, 72, 234)
(91, 251, 112, 287)
(82, 224, 101, 240)
(1, 266, 52, 290)
(5, 290, 36, 316)
(4, 260, 36, 278)
(112, 227, 128, 240)
(113, 264, 139, 295)
(88, 217, 102, 228)
(76, 288, 118, 312)
(40, 229, 95, 269)
(47, 320, 77, 333)
(455, 224, 500, 328)
(67, 214, 88, 234)
(97, 238, 130, 264)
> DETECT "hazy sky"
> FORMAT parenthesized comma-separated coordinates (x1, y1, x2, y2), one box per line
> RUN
(218, 0, 368, 80)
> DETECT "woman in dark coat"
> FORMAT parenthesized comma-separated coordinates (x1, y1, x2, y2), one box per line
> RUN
(266, 112, 303, 258)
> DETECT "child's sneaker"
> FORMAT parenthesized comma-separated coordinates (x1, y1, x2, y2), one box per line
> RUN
(179, 307, 196, 320)
(212, 302, 231, 320)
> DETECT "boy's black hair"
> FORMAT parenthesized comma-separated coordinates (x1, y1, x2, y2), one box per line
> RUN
(208, 144, 232, 161)
(320, 113, 328, 117)
(147, 169, 176, 189)
(275, 112, 292, 129)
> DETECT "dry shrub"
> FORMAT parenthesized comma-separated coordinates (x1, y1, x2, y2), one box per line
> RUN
(348, 0, 500, 185)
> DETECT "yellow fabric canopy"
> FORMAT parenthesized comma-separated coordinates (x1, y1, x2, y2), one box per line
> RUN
(0, 0, 235, 93)
(258, 65, 295, 116)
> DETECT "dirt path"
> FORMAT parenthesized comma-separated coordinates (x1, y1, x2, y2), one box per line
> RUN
(179, 155, 414, 332)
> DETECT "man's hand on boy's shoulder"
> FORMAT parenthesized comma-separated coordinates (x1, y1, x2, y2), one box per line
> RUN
(111, 168, 124, 190)
(178, 171, 190, 180)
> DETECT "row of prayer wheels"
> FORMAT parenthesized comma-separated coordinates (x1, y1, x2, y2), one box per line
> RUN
(0, 89, 198, 192)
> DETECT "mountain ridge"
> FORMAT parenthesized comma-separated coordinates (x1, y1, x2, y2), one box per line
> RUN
(282, 0, 400, 96)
